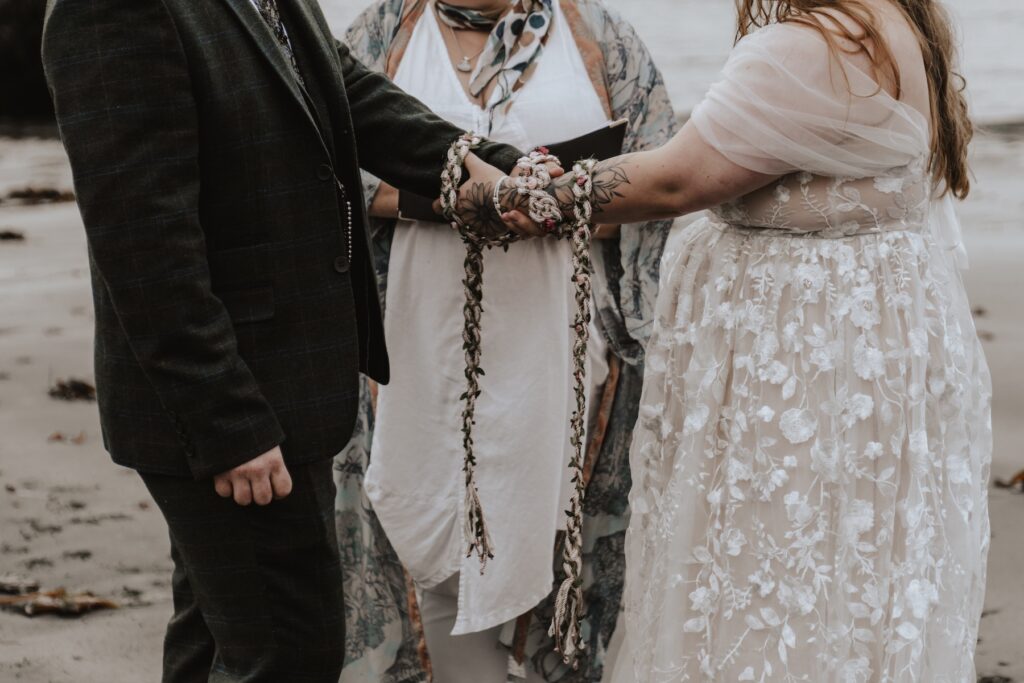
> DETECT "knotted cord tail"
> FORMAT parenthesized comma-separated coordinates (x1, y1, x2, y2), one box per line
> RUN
(461, 239, 495, 569)
(549, 158, 597, 668)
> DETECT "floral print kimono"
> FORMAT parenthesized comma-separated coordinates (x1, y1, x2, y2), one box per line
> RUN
(335, 1, 675, 680)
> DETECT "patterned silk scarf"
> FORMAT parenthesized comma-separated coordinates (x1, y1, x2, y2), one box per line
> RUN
(435, 1, 506, 30)
(435, 0, 555, 116)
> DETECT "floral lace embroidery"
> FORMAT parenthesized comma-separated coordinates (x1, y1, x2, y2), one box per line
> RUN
(624, 158, 992, 683)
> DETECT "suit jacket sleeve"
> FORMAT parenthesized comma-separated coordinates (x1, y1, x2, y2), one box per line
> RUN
(338, 40, 522, 198)
(42, 0, 285, 479)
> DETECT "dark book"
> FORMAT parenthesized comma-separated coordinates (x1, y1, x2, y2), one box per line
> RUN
(398, 119, 629, 223)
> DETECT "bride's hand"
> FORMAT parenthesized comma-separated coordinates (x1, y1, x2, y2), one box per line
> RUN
(498, 208, 544, 238)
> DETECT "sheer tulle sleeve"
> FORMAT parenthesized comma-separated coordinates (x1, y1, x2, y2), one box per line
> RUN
(691, 23, 928, 178)
(933, 192, 970, 269)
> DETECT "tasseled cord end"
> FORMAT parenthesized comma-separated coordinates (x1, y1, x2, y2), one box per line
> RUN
(464, 481, 495, 573)
(550, 575, 586, 668)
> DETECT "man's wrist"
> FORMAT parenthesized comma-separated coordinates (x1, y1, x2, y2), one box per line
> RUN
(186, 422, 286, 480)
(478, 142, 523, 176)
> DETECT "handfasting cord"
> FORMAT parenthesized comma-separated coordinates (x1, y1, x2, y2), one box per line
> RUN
(512, 149, 563, 232)
(439, 133, 499, 570)
(549, 158, 596, 668)
(439, 134, 597, 667)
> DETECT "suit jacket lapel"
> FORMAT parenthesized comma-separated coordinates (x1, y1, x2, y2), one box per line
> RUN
(219, 0, 330, 154)
(288, 0, 344, 86)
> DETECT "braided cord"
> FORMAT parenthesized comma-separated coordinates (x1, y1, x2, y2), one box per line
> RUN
(440, 138, 599, 659)
(549, 158, 596, 668)
(512, 149, 563, 231)
(460, 240, 493, 568)
(440, 133, 497, 569)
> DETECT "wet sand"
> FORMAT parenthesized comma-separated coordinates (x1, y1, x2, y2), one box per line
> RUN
(0, 137, 171, 681)
(0, 128, 1021, 682)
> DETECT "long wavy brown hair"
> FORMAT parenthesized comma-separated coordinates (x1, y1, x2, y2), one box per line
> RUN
(736, 0, 973, 198)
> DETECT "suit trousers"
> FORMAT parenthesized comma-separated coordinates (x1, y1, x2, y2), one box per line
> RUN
(141, 459, 344, 683)
(419, 574, 545, 683)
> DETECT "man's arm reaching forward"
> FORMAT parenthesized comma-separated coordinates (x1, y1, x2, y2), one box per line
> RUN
(338, 41, 522, 197)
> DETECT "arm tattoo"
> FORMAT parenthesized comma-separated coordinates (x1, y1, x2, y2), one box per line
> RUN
(590, 161, 632, 212)
(547, 159, 633, 216)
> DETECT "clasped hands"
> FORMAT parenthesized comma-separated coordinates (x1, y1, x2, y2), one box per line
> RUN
(443, 153, 564, 240)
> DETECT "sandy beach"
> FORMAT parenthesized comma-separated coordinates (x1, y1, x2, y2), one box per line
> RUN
(0, 136, 172, 681)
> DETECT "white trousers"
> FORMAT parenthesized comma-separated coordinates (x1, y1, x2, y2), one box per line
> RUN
(419, 575, 546, 683)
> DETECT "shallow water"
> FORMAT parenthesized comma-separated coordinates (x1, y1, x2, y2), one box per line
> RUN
(326, 0, 1024, 125)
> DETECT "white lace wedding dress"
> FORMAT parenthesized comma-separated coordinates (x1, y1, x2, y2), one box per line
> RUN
(616, 20, 992, 683)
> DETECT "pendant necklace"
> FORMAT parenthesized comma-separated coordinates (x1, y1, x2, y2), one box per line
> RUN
(444, 19, 485, 73)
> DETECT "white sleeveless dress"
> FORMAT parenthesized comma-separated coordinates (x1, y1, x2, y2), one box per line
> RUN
(363, 0, 610, 636)
(615, 23, 992, 683)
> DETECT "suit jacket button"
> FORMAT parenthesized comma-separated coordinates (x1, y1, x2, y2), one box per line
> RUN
(334, 255, 350, 273)
(317, 164, 334, 181)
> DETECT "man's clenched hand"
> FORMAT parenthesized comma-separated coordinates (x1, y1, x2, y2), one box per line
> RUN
(213, 447, 292, 506)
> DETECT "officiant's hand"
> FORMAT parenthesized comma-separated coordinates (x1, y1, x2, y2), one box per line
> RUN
(214, 446, 293, 506)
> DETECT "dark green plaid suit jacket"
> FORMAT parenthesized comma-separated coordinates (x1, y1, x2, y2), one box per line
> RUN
(41, 0, 520, 479)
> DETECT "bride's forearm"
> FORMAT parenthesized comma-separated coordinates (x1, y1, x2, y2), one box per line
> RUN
(469, 153, 683, 232)
(535, 125, 778, 226)
(541, 152, 686, 225)
(458, 124, 776, 237)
